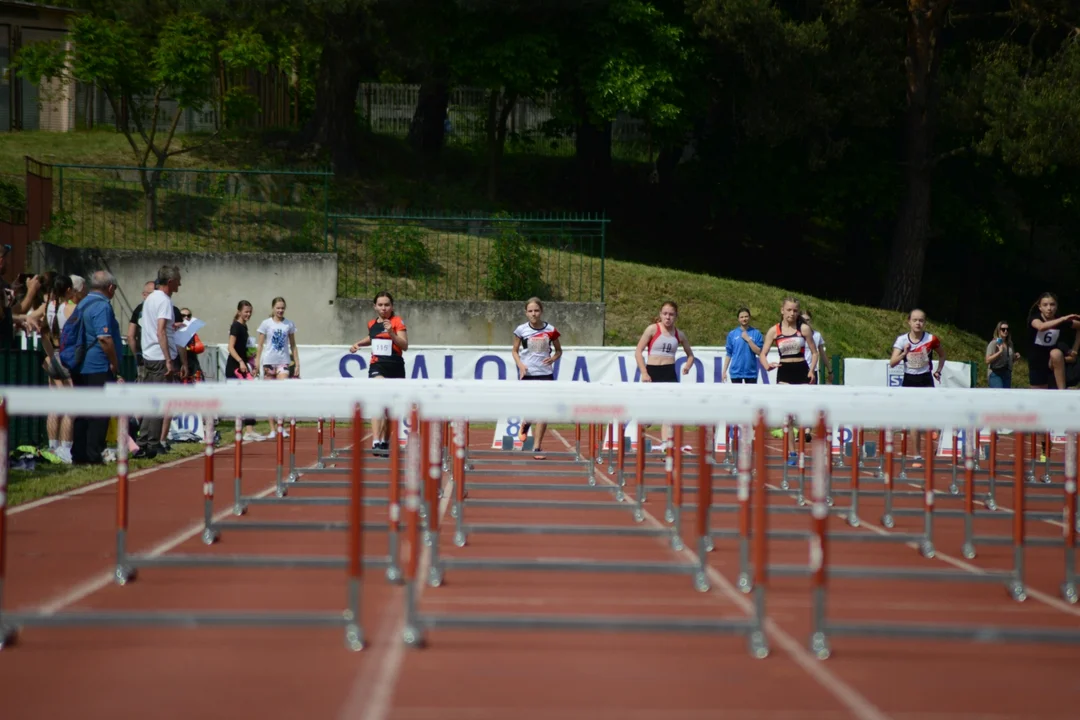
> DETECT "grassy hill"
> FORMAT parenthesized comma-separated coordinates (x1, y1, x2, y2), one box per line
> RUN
(0, 130, 1004, 385)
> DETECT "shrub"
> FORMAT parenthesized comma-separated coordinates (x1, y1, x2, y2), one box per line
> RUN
(485, 215, 547, 300)
(368, 224, 433, 277)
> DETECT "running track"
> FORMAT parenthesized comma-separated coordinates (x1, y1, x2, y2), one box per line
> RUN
(0, 426, 1077, 719)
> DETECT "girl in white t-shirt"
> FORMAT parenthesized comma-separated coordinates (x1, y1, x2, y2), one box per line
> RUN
(255, 296, 299, 380)
(255, 297, 298, 439)
(511, 297, 562, 459)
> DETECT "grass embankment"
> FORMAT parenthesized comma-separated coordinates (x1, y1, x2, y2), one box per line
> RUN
(3, 130, 1002, 503)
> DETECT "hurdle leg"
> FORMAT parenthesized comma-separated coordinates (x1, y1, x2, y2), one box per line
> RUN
(693, 425, 712, 592)
(919, 428, 936, 559)
(287, 417, 298, 482)
(232, 417, 246, 516)
(846, 427, 860, 527)
(401, 406, 425, 648)
(274, 417, 286, 498)
(201, 416, 220, 546)
(452, 420, 468, 548)
(1009, 433, 1027, 602)
(664, 427, 676, 523)
(986, 431, 999, 511)
(386, 419, 404, 582)
(1063, 433, 1078, 604)
(633, 423, 646, 522)
(949, 432, 960, 495)
(0, 401, 17, 649)
(736, 422, 752, 593)
(780, 418, 791, 491)
(961, 426, 977, 559)
(344, 402, 366, 651)
(748, 415, 769, 659)
(424, 421, 445, 588)
(796, 421, 808, 506)
(586, 424, 597, 486)
(881, 429, 895, 528)
(315, 417, 325, 468)
(809, 412, 830, 660)
(669, 426, 684, 551)
(114, 415, 136, 584)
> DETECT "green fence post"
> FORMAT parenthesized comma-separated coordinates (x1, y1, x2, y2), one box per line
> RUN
(599, 218, 607, 303)
(831, 354, 842, 385)
(970, 362, 977, 389)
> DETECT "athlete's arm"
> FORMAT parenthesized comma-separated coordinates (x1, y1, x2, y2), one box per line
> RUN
(934, 346, 946, 380)
(634, 325, 655, 378)
(1069, 319, 1080, 361)
(889, 340, 907, 367)
(678, 330, 695, 374)
(391, 327, 408, 352)
(758, 327, 777, 370)
(545, 336, 563, 366)
(511, 334, 526, 378)
(254, 332, 265, 373)
(1031, 314, 1080, 332)
(289, 331, 300, 376)
(742, 330, 761, 356)
(801, 325, 818, 381)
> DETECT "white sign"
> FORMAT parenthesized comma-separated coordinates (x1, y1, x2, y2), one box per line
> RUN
(843, 359, 973, 388)
(213, 344, 783, 384)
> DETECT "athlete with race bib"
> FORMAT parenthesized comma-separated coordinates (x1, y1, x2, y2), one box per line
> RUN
(511, 297, 562, 460)
(350, 290, 408, 456)
(1026, 292, 1080, 390)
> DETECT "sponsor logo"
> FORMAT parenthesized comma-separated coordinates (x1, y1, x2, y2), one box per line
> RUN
(978, 413, 1039, 427)
(571, 404, 626, 419)
(162, 398, 222, 415)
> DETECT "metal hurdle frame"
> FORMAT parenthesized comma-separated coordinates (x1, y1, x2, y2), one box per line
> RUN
(809, 417, 1080, 656)
(0, 401, 376, 651)
(400, 404, 770, 657)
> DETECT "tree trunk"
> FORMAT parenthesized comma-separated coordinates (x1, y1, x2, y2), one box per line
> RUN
(408, 79, 450, 159)
(486, 90, 517, 201)
(880, 0, 953, 311)
(303, 7, 371, 175)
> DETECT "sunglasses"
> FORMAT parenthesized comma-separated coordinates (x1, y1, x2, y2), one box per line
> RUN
(180, 314, 191, 320)
(1000, 327, 1009, 332)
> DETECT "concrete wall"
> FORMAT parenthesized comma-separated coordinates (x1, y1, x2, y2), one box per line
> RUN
(30, 243, 606, 346)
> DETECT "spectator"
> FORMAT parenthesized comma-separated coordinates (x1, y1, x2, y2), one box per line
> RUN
(178, 307, 205, 383)
(59, 271, 123, 464)
(135, 265, 187, 458)
(985, 321, 1019, 388)
(39, 275, 76, 463)
(126, 280, 156, 380)
(722, 307, 764, 383)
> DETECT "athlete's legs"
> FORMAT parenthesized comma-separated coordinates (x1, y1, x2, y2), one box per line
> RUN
(369, 374, 387, 442)
(1050, 348, 1066, 390)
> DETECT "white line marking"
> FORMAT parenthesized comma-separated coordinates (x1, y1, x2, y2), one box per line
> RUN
(12, 435, 289, 515)
(21, 436, 367, 614)
(550, 429, 893, 720)
(342, 456, 455, 720)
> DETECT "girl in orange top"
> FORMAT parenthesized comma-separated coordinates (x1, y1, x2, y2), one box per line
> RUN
(350, 290, 409, 456)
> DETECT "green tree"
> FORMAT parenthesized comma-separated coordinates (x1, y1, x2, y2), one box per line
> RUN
(14, 12, 270, 229)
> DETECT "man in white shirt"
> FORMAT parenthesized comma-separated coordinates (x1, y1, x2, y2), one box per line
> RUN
(135, 265, 188, 456)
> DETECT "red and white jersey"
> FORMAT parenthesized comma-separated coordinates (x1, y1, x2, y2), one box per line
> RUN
(647, 323, 681, 359)
(893, 332, 940, 375)
(514, 322, 560, 377)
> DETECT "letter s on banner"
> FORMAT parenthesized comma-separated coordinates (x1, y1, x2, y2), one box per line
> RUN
(340, 354, 367, 378)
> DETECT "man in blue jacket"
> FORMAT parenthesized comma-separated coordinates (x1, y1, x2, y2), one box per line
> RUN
(60, 271, 124, 464)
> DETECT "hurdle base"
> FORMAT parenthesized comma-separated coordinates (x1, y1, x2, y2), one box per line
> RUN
(413, 612, 754, 638)
(0, 623, 16, 650)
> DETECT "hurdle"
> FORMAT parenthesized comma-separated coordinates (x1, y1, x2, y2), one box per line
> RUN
(401, 406, 769, 657)
(0, 400, 376, 651)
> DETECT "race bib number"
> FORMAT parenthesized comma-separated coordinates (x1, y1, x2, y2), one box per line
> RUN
(778, 338, 802, 356)
(527, 335, 550, 356)
(372, 338, 393, 356)
(906, 349, 929, 370)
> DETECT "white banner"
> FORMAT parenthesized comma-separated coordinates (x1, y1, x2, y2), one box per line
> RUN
(212, 344, 783, 384)
(842, 358, 973, 388)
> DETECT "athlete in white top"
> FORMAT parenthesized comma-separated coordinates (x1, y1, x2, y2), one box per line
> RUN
(511, 297, 562, 459)
(634, 300, 696, 450)
(888, 308, 946, 466)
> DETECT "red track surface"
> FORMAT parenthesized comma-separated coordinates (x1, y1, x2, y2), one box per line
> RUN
(1, 425, 1078, 720)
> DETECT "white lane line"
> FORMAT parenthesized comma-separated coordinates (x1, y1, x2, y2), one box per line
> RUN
(550, 429, 893, 720)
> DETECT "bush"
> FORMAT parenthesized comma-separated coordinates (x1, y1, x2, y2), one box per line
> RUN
(368, 224, 433, 277)
(485, 216, 548, 300)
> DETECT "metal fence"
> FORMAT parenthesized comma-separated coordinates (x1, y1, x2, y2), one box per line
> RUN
(45, 163, 332, 253)
(330, 211, 607, 303)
